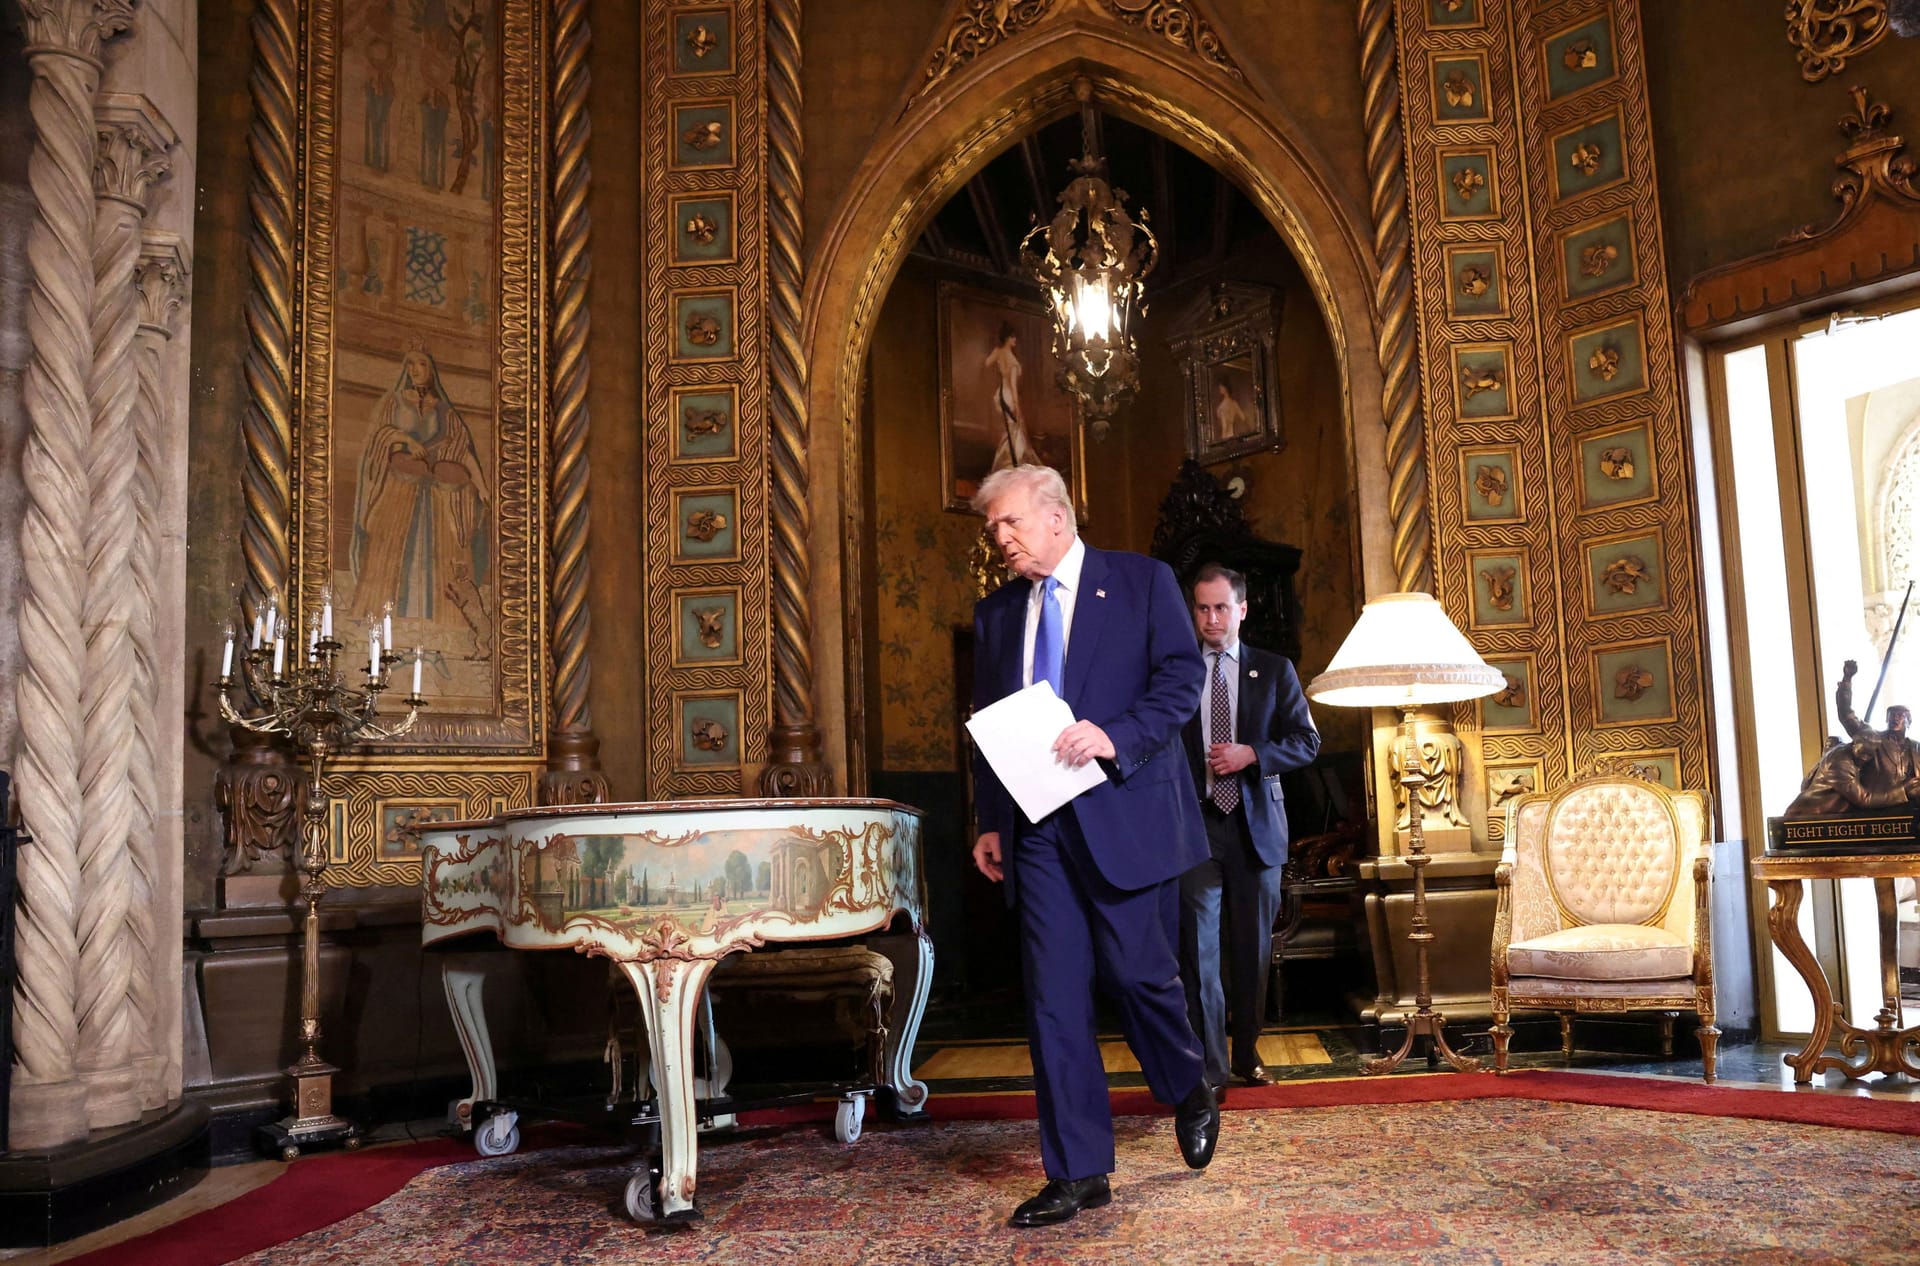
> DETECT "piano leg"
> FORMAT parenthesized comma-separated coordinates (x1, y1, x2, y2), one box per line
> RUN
(881, 931, 935, 1117)
(441, 955, 501, 1133)
(616, 956, 718, 1222)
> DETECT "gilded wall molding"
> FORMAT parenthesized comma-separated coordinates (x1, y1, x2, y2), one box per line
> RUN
(1358, 0, 1431, 593)
(922, 0, 1057, 95)
(916, 0, 1244, 102)
(1394, 0, 1711, 807)
(543, 0, 609, 804)
(1683, 85, 1920, 330)
(1785, 0, 1890, 83)
(230, 0, 552, 887)
(643, 0, 772, 797)
(1101, 1, 1244, 82)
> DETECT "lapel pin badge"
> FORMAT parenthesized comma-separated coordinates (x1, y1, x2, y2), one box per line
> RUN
(1249, 670, 1259, 678)
(1095, 589, 1106, 598)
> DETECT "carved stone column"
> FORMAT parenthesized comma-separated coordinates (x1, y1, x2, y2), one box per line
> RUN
(760, 0, 829, 796)
(541, 0, 609, 805)
(75, 93, 172, 1129)
(9, 0, 134, 1152)
(130, 231, 188, 1110)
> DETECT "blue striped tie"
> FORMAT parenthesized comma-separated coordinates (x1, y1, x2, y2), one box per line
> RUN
(1033, 576, 1064, 695)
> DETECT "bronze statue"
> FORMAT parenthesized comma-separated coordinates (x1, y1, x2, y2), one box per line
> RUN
(1783, 660, 1920, 817)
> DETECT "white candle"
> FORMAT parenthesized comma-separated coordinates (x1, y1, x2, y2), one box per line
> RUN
(412, 649, 423, 697)
(221, 631, 235, 678)
(321, 597, 333, 640)
(369, 631, 381, 678)
(382, 604, 393, 651)
(272, 635, 285, 677)
(251, 613, 264, 650)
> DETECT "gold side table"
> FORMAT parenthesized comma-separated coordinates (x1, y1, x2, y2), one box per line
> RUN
(1751, 851, 1920, 1083)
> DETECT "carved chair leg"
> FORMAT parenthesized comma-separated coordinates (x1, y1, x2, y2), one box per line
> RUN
(1559, 1013, 1574, 1063)
(1697, 1019, 1720, 1084)
(1490, 993, 1511, 1074)
(1659, 1011, 1676, 1058)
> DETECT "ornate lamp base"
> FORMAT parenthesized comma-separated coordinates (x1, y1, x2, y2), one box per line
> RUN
(256, 1054, 361, 1160)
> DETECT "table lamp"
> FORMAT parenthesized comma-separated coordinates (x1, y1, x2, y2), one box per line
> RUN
(1309, 591, 1505, 1074)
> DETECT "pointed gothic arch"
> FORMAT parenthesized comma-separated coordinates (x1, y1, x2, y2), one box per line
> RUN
(799, 18, 1392, 781)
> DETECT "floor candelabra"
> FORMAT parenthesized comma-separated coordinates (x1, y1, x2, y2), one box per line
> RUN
(218, 597, 426, 1157)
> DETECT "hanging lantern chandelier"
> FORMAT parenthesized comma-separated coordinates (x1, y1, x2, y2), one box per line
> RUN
(1019, 78, 1159, 438)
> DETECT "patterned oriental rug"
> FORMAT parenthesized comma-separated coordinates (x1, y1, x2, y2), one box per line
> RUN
(73, 1073, 1920, 1266)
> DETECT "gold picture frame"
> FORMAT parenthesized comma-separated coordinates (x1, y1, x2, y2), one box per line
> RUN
(294, 0, 545, 761)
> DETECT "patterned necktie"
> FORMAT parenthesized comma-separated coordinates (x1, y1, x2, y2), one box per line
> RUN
(1033, 576, 1064, 695)
(1209, 650, 1240, 813)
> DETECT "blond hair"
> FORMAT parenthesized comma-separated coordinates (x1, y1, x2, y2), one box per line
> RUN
(971, 464, 1076, 531)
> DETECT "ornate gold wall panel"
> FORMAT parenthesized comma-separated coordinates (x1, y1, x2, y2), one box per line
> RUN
(643, 0, 772, 797)
(239, 0, 562, 887)
(1397, 0, 1572, 795)
(1396, 0, 1710, 807)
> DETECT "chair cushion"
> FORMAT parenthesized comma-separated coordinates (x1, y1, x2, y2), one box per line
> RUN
(1506, 922, 1692, 981)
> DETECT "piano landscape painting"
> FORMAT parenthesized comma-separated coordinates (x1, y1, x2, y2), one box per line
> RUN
(425, 817, 920, 946)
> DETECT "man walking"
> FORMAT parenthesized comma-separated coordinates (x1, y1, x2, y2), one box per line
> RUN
(969, 465, 1220, 1228)
(1181, 564, 1321, 1097)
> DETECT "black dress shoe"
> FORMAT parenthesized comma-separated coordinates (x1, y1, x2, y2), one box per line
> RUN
(1009, 1176, 1111, 1227)
(1233, 1063, 1277, 1087)
(1174, 1081, 1220, 1170)
(1210, 1079, 1228, 1107)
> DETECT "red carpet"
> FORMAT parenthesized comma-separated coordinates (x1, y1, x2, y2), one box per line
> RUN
(66, 1071, 1920, 1266)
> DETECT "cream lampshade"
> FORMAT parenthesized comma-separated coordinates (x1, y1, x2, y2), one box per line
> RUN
(1308, 591, 1506, 709)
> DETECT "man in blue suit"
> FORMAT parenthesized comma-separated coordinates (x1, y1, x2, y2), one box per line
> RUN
(1180, 564, 1321, 1097)
(970, 464, 1220, 1228)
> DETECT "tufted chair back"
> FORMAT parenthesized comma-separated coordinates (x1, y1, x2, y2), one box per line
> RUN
(1494, 769, 1717, 1081)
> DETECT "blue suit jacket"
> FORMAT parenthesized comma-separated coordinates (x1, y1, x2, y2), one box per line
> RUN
(972, 545, 1208, 892)
(1184, 643, 1322, 868)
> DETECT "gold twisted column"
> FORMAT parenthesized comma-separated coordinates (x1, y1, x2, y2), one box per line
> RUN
(75, 97, 172, 1130)
(1358, 0, 1432, 593)
(10, 0, 134, 1152)
(760, 0, 829, 796)
(541, 0, 608, 805)
(227, 0, 301, 868)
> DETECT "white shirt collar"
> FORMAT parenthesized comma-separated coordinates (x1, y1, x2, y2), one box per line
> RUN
(1207, 639, 1241, 662)
(1036, 536, 1086, 595)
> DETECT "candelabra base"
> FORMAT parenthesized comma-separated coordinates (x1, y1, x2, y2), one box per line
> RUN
(256, 1056, 362, 1160)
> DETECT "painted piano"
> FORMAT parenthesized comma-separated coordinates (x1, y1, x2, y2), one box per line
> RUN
(417, 797, 932, 1221)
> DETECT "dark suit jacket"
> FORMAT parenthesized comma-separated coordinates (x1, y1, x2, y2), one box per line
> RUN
(1184, 643, 1322, 868)
(972, 544, 1208, 892)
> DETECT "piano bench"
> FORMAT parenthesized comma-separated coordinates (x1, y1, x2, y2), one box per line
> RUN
(711, 946, 896, 1083)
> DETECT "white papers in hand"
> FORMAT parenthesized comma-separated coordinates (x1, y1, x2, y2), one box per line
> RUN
(964, 681, 1107, 824)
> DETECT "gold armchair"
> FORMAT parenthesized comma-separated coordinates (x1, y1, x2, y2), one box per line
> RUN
(1491, 768, 1719, 1081)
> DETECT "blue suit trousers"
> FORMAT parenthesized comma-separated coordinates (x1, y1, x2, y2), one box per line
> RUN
(1012, 809, 1206, 1180)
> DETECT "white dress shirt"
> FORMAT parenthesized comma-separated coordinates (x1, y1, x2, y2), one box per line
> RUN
(1201, 639, 1242, 800)
(1021, 536, 1086, 688)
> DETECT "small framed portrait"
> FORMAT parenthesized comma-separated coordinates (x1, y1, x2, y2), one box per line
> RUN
(936, 281, 1086, 516)
(1170, 282, 1283, 466)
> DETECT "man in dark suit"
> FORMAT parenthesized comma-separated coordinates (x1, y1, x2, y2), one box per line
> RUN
(969, 464, 1220, 1228)
(1181, 563, 1321, 1097)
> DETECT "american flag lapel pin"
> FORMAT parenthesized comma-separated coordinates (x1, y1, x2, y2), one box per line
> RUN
(1095, 589, 1106, 598)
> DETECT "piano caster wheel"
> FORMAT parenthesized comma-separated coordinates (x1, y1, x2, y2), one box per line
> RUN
(280, 1144, 300, 1163)
(344, 1134, 363, 1151)
(625, 1156, 666, 1223)
(474, 1111, 521, 1157)
(833, 1095, 865, 1145)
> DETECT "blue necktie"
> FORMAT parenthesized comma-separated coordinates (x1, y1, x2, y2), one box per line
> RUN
(1033, 576, 1064, 695)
